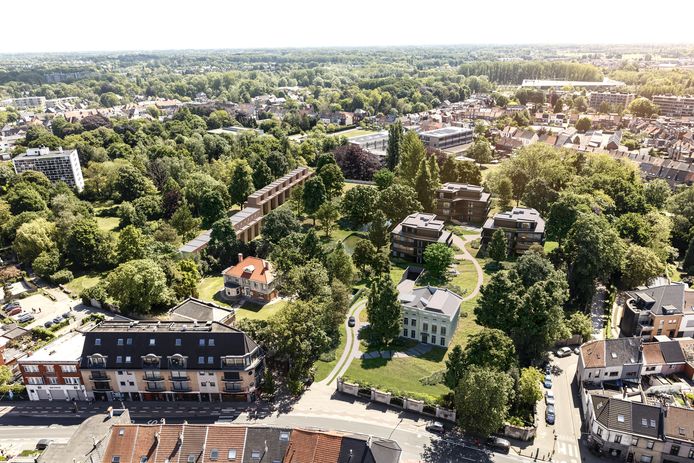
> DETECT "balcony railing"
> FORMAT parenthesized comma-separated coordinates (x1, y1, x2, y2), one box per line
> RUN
(172, 384, 192, 392)
(92, 383, 112, 391)
(223, 385, 245, 393)
(143, 373, 164, 381)
(146, 384, 166, 392)
(170, 374, 190, 381)
(89, 373, 110, 381)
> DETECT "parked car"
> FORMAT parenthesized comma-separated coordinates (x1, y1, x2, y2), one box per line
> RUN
(5, 306, 22, 316)
(62, 311, 72, 319)
(487, 437, 511, 453)
(348, 316, 356, 327)
(545, 404, 556, 424)
(3, 301, 20, 311)
(52, 316, 63, 324)
(44, 320, 54, 328)
(556, 347, 572, 358)
(573, 347, 580, 355)
(18, 314, 34, 323)
(544, 374, 552, 389)
(426, 421, 445, 434)
(545, 391, 555, 406)
(36, 439, 52, 450)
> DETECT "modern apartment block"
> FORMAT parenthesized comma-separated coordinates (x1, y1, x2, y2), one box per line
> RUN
(79, 320, 264, 402)
(619, 282, 694, 340)
(2, 96, 46, 109)
(481, 207, 546, 254)
(222, 253, 277, 302)
(179, 166, 312, 256)
(589, 92, 636, 109)
(435, 182, 491, 224)
(19, 331, 87, 401)
(391, 212, 453, 263)
(398, 284, 462, 347)
(12, 147, 85, 191)
(348, 131, 389, 156)
(652, 95, 694, 117)
(419, 126, 473, 150)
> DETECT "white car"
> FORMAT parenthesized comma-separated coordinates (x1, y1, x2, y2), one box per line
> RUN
(545, 391, 555, 406)
(556, 347, 572, 358)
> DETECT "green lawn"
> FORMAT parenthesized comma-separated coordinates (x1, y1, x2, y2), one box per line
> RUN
(196, 277, 288, 321)
(544, 241, 559, 253)
(342, 181, 375, 193)
(64, 273, 103, 295)
(96, 216, 120, 234)
(314, 323, 347, 382)
(449, 258, 479, 296)
(344, 354, 450, 402)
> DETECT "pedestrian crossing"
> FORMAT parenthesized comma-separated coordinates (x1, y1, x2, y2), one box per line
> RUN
(554, 439, 580, 463)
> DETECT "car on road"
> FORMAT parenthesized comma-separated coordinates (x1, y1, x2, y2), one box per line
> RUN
(556, 346, 572, 357)
(426, 421, 445, 434)
(62, 311, 72, 319)
(544, 374, 552, 389)
(3, 301, 20, 311)
(44, 320, 54, 328)
(487, 437, 511, 453)
(348, 316, 356, 327)
(52, 316, 63, 324)
(545, 391, 555, 406)
(545, 404, 556, 424)
(573, 347, 580, 355)
(36, 439, 52, 450)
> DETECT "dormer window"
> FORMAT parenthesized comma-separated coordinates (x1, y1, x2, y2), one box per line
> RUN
(149, 339, 156, 346)
(168, 354, 187, 369)
(95, 338, 101, 346)
(142, 354, 160, 369)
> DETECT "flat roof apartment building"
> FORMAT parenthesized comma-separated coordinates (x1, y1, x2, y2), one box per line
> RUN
(391, 212, 453, 263)
(19, 331, 88, 401)
(481, 207, 546, 255)
(652, 95, 694, 117)
(589, 92, 636, 109)
(348, 131, 389, 157)
(12, 147, 84, 191)
(435, 183, 491, 224)
(419, 127, 473, 150)
(79, 320, 263, 402)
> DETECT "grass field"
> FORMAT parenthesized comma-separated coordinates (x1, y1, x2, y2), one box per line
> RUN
(196, 276, 288, 321)
(96, 216, 120, 234)
(544, 241, 559, 253)
(329, 128, 378, 139)
(64, 273, 103, 295)
(313, 323, 348, 382)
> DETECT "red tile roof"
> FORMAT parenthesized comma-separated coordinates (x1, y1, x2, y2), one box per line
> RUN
(283, 429, 343, 463)
(223, 256, 273, 284)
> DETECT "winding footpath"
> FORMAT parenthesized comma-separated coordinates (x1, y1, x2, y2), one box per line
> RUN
(450, 232, 484, 302)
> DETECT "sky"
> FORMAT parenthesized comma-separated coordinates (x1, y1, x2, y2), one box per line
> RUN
(2, 0, 693, 54)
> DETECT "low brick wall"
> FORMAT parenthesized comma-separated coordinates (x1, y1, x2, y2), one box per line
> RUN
(503, 423, 536, 441)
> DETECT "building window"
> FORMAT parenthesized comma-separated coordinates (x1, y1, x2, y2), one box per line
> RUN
(116, 356, 123, 363)
(175, 338, 182, 346)
(47, 377, 58, 385)
(688, 448, 694, 458)
(208, 356, 214, 364)
(201, 382, 206, 387)
(614, 435, 622, 444)
(23, 365, 39, 373)
(280, 431, 290, 441)
(209, 339, 215, 347)
(112, 458, 120, 463)
(596, 427, 603, 437)
(646, 441, 654, 450)
(210, 449, 219, 460)
(125, 356, 132, 363)
(404, 318, 409, 325)
(631, 437, 638, 446)
(422, 323, 428, 332)
(199, 339, 205, 347)
(117, 338, 124, 346)
(649, 419, 656, 428)
(61, 365, 77, 373)
(440, 337, 445, 346)
(65, 377, 80, 385)
(126, 338, 133, 345)
(410, 330, 415, 338)
(95, 338, 101, 346)
(671, 445, 681, 456)
(198, 356, 205, 364)
(440, 327, 446, 336)
(149, 339, 155, 346)
(140, 458, 148, 463)
(431, 335, 437, 345)
(251, 450, 261, 460)
(431, 325, 437, 334)
(228, 449, 237, 460)
(640, 456, 652, 463)
(403, 328, 408, 337)
(411, 319, 416, 326)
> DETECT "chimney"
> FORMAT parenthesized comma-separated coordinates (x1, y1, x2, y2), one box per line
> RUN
(264, 261, 269, 271)
(238, 253, 244, 263)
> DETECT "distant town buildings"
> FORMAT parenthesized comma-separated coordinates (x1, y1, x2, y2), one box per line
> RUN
(79, 319, 264, 402)
(481, 207, 546, 255)
(222, 254, 277, 303)
(348, 131, 389, 157)
(520, 77, 626, 89)
(652, 95, 694, 117)
(589, 92, 636, 109)
(419, 126, 473, 150)
(391, 213, 453, 263)
(2, 96, 46, 109)
(398, 283, 462, 347)
(12, 147, 85, 191)
(435, 183, 491, 224)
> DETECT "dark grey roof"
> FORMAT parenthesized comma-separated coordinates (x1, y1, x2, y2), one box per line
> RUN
(242, 427, 291, 463)
(368, 438, 402, 463)
(604, 338, 641, 367)
(631, 403, 662, 439)
(337, 435, 371, 463)
(593, 395, 663, 439)
(627, 283, 686, 314)
(400, 286, 463, 318)
(659, 340, 686, 364)
(80, 320, 258, 370)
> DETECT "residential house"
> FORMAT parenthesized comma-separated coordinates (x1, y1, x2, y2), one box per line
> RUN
(435, 183, 491, 224)
(167, 297, 236, 325)
(221, 254, 277, 303)
(663, 406, 694, 463)
(619, 282, 692, 340)
(578, 338, 643, 385)
(390, 213, 453, 263)
(79, 319, 264, 402)
(641, 338, 693, 378)
(397, 284, 462, 347)
(19, 331, 87, 401)
(481, 207, 546, 255)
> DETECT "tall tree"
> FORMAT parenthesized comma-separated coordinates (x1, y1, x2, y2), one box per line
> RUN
(386, 120, 403, 170)
(414, 158, 438, 212)
(106, 258, 172, 313)
(13, 218, 56, 264)
(620, 244, 665, 288)
(261, 208, 301, 246)
(366, 275, 402, 346)
(497, 177, 513, 211)
(341, 185, 379, 227)
(454, 367, 514, 436)
(352, 239, 377, 275)
(318, 163, 345, 199)
(397, 131, 426, 185)
(461, 328, 517, 372)
(423, 243, 454, 280)
(468, 137, 493, 164)
(487, 229, 508, 264)
(377, 184, 422, 224)
(303, 177, 327, 224)
(229, 161, 255, 207)
(368, 210, 390, 249)
(316, 201, 340, 238)
(325, 243, 354, 286)
(116, 225, 151, 263)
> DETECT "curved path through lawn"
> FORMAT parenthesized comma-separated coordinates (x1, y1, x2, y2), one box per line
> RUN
(450, 232, 484, 302)
(318, 231, 484, 386)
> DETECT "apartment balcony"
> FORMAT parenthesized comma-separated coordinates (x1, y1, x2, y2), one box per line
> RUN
(169, 374, 190, 381)
(92, 382, 112, 391)
(89, 373, 110, 381)
(143, 373, 164, 381)
(146, 384, 166, 392)
(172, 384, 192, 392)
(223, 384, 246, 393)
